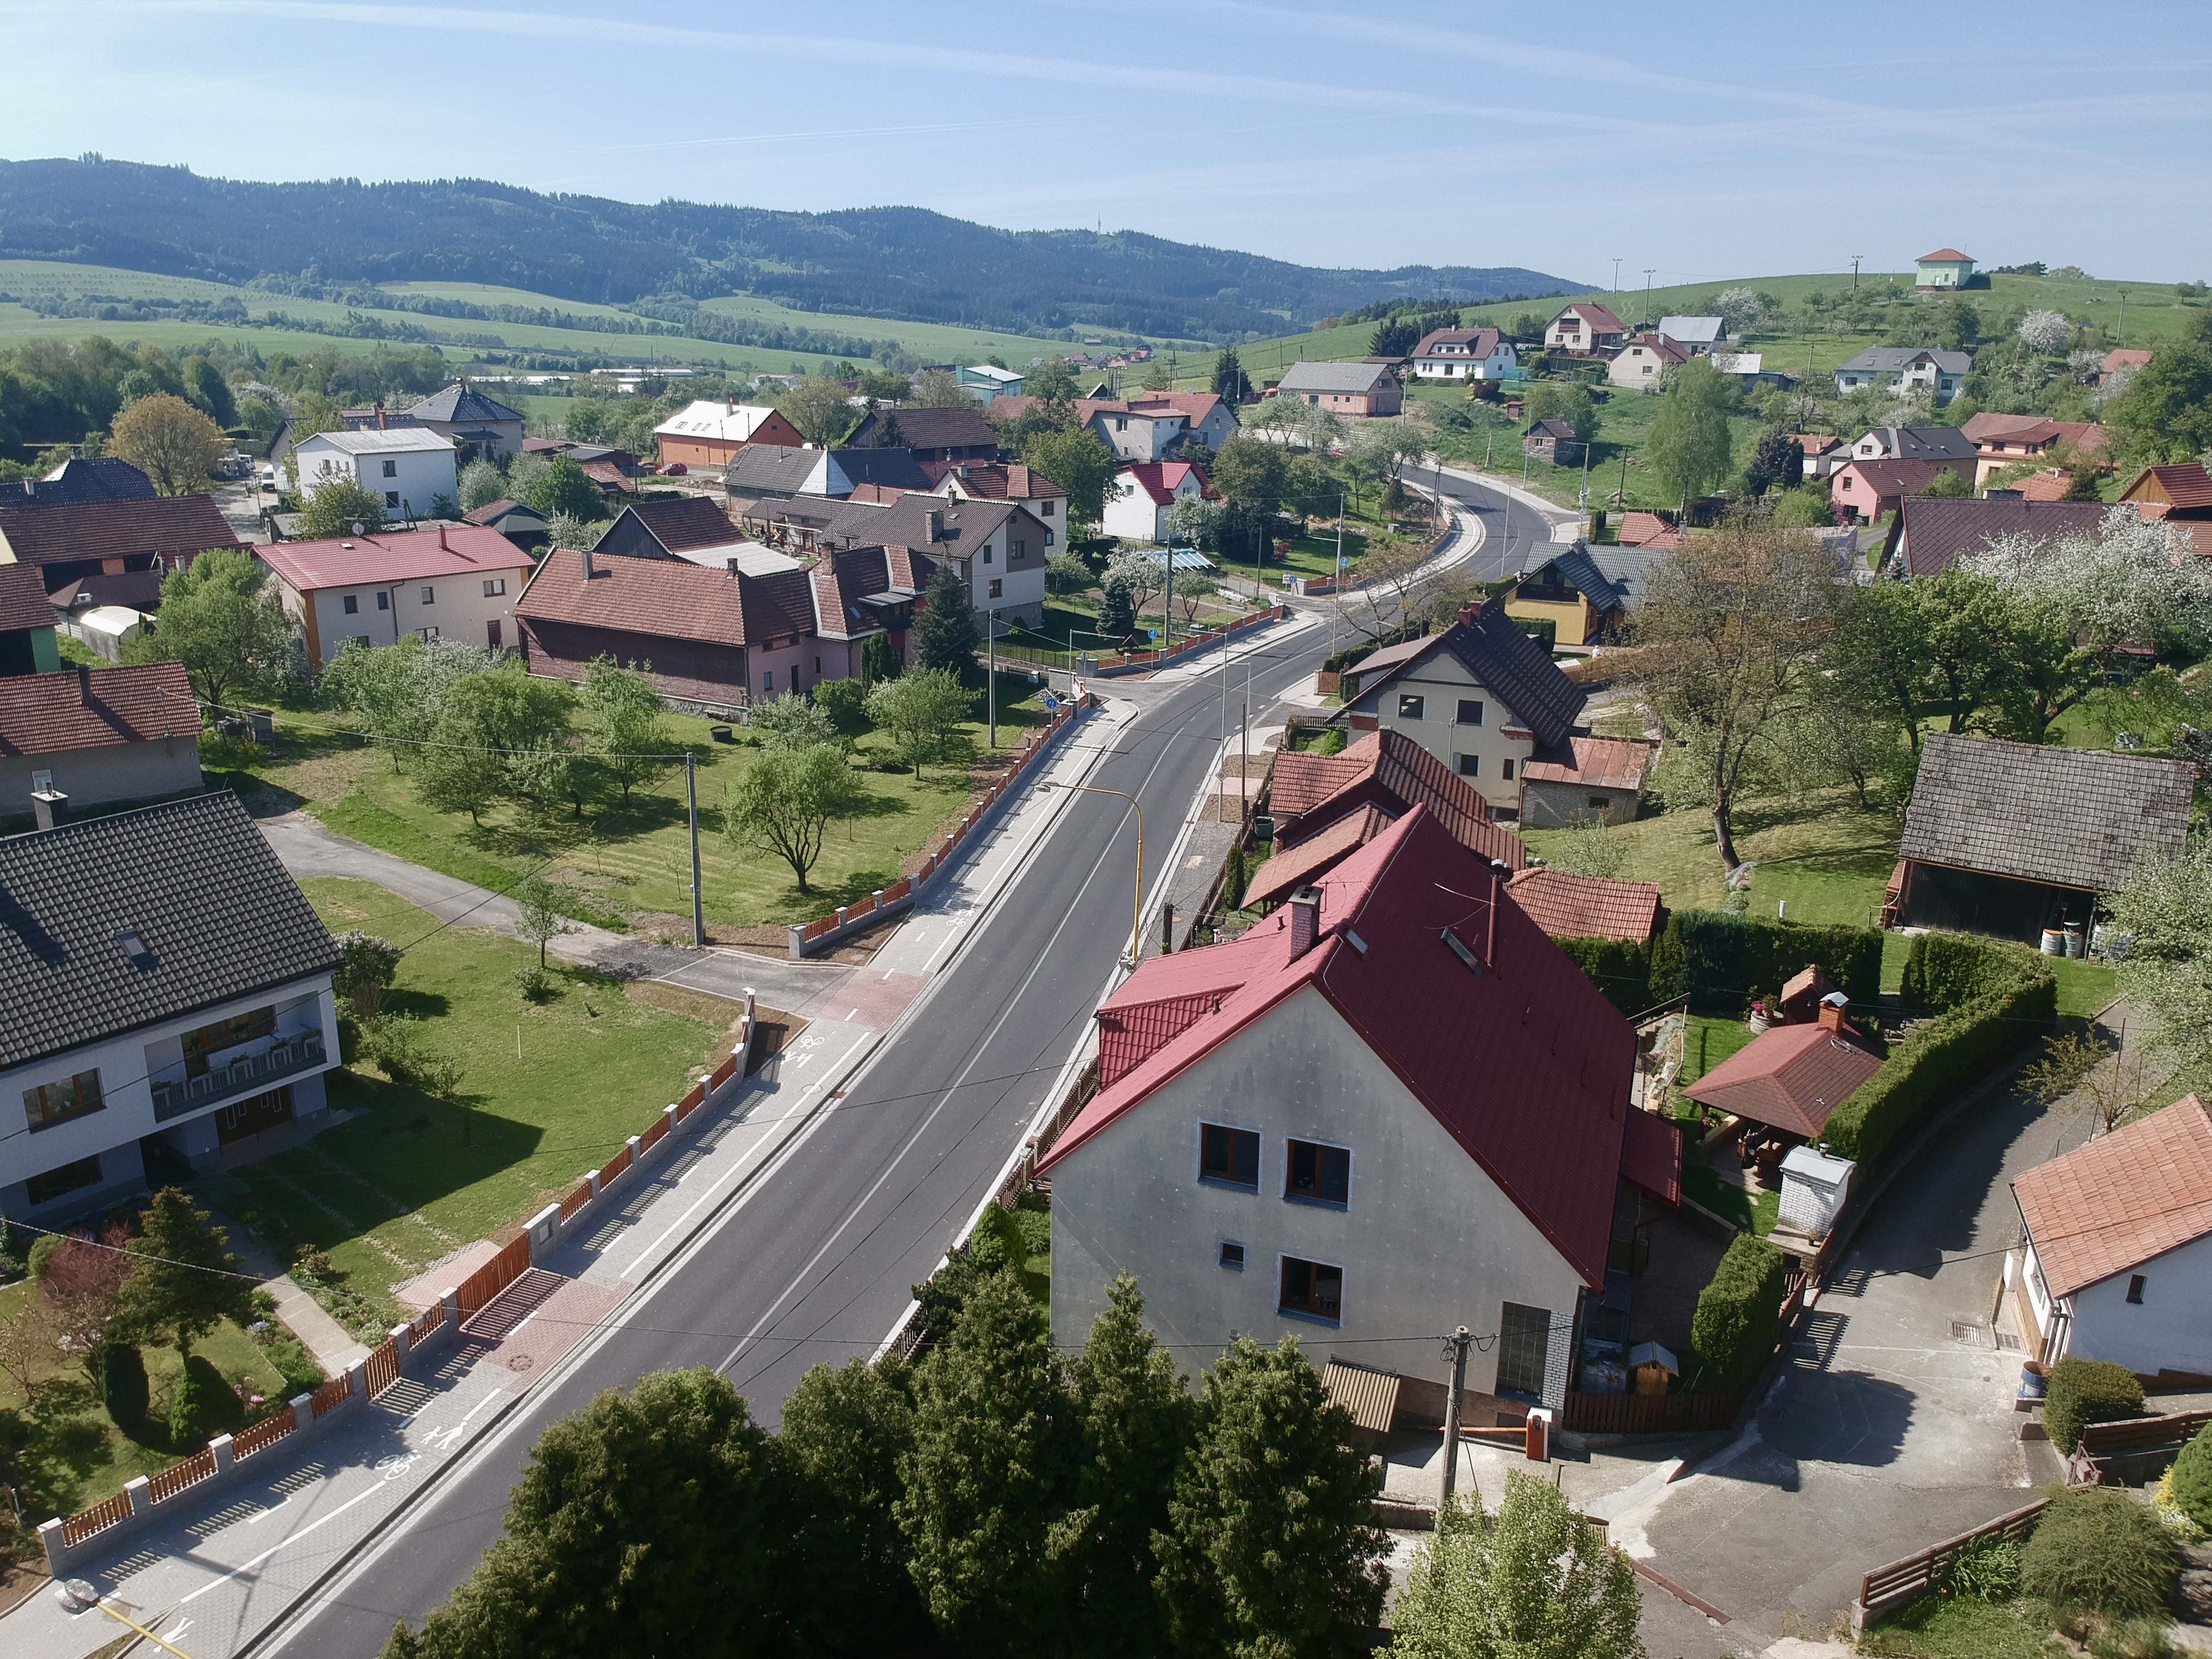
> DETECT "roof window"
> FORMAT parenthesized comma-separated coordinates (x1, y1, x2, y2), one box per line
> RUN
(117, 929, 153, 967)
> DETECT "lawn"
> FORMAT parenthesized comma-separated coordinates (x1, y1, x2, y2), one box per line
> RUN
(1520, 785, 1902, 929)
(0, 1279, 320, 1524)
(220, 682, 1049, 934)
(1860, 1594, 2067, 1659)
(188, 878, 726, 1319)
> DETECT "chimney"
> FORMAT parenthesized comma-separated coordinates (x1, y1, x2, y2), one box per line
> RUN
(727, 556, 742, 578)
(1817, 992, 1850, 1034)
(579, 546, 594, 579)
(956, 463, 970, 482)
(376, 401, 386, 431)
(436, 522, 448, 551)
(1459, 600, 1483, 626)
(1287, 887, 1322, 959)
(924, 508, 944, 543)
(31, 789, 69, 831)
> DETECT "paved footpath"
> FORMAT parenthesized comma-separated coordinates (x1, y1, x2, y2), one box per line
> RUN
(12, 624, 1316, 1658)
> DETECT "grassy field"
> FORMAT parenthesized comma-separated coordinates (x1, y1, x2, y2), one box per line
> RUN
(222, 683, 1047, 933)
(0, 260, 1189, 379)
(190, 878, 726, 1317)
(0, 1282, 318, 1522)
(1860, 1593, 2068, 1659)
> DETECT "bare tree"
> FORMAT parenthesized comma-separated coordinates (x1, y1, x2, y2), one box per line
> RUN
(1631, 517, 1843, 871)
(1340, 532, 1439, 643)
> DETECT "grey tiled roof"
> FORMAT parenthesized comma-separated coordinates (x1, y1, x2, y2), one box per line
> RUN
(1900, 732, 2197, 892)
(407, 382, 523, 425)
(1346, 599, 1587, 748)
(0, 792, 341, 1073)
(1275, 361, 1398, 395)
(1837, 346, 1973, 376)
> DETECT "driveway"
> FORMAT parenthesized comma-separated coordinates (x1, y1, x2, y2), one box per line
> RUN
(1605, 1037, 2110, 1653)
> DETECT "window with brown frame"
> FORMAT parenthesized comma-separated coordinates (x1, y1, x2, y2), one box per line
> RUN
(1279, 1257, 1342, 1322)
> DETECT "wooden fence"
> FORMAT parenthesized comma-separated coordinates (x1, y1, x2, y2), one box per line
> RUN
(61, 1491, 133, 1548)
(1561, 1389, 1740, 1435)
(308, 1374, 351, 1420)
(147, 1448, 219, 1505)
(363, 1337, 399, 1399)
(1855, 1499, 2049, 1631)
(231, 1406, 297, 1462)
(455, 1232, 532, 1323)
(994, 1059, 1101, 1210)
(637, 1111, 670, 1156)
(2077, 1408, 2212, 1461)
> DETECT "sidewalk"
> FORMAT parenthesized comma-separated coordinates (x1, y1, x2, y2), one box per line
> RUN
(13, 696, 1149, 1659)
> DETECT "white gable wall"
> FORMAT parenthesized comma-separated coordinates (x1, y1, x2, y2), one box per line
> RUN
(2060, 1230, 2212, 1378)
(1343, 649, 1539, 812)
(1049, 983, 1589, 1399)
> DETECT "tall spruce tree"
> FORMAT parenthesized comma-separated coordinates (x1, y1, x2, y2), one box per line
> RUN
(1154, 1336, 1388, 1658)
(1095, 578, 1137, 646)
(896, 1270, 1069, 1658)
(914, 562, 981, 678)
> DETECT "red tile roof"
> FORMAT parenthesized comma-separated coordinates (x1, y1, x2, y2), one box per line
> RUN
(2102, 348, 2152, 375)
(0, 495, 244, 567)
(1684, 1020, 1884, 1139)
(0, 560, 55, 634)
(1503, 868, 1662, 945)
(1616, 512, 1681, 550)
(0, 662, 196, 758)
(256, 524, 531, 591)
(919, 460, 1067, 501)
(2122, 463, 2212, 513)
(1041, 807, 1642, 1287)
(1244, 804, 1393, 910)
(1270, 730, 1529, 871)
(2012, 1095, 2212, 1298)
(1118, 461, 1215, 507)
(1521, 734, 1653, 792)
(1917, 248, 1974, 263)
(515, 545, 810, 648)
(1555, 303, 1626, 335)
(1621, 1109, 1682, 1208)
(2012, 470, 2073, 502)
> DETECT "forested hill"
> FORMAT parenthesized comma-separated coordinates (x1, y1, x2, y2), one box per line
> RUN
(0, 157, 1574, 343)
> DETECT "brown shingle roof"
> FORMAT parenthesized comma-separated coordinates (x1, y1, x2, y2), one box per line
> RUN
(515, 545, 810, 648)
(2014, 1095, 2212, 1298)
(0, 662, 196, 758)
(1899, 732, 2196, 892)
(614, 495, 740, 553)
(1684, 1020, 1885, 1138)
(2121, 463, 2212, 513)
(1270, 730, 1529, 872)
(1503, 868, 1662, 945)
(0, 495, 245, 569)
(0, 560, 55, 634)
(1887, 497, 2112, 578)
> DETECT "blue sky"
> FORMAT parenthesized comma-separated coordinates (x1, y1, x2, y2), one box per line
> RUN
(4, 0, 2208, 288)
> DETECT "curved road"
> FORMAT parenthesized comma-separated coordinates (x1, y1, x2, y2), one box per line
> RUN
(252, 472, 1536, 1657)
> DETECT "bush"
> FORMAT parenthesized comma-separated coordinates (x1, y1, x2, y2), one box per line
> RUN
(812, 677, 868, 736)
(1668, 910, 1883, 1016)
(256, 1335, 324, 1396)
(2020, 1485, 2179, 1617)
(168, 1352, 243, 1447)
(1939, 1536, 2021, 1603)
(1690, 1234, 1788, 1391)
(1824, 935, 2055, 1162)
(331, 929, 402, 1018)
(26, 1233, 60, 1283)
(2169, 1420, 2212, 1529)
(101, 1342, 149, 1429)
(2042, 1358, 2145, 1456)
(1555, 935, 1652, 1016)
(2088, 1618, 2176, 1659)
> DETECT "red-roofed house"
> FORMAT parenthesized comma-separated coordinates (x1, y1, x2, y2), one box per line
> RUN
(2118, 463, 2212, 518)
(256, 523, 537, 668)
(1040, 807, 1673, 1415)
(2008, 1095, 2212, 1376)
(1103, 461, 1217, 544)
(1410, 327, 1519, 383)
(2099, 348, 2151, 385)
(1684, 998, 1883, 1141)
(0, 494, 244, 608)
(1614, 512, 1681, 551)
(0, 662, 203, 817)
(1267, 728, 1528, 872)
(1914, 249, 1976, 290)
(1518, 734, 1653, 828)
(1831, 457, 1951, 524)
(1502, 868, 1662, 947)
(1962, 414, 2109, 487)
(1545, 303, 1628, 356)
(1608, 334, 1690, 391)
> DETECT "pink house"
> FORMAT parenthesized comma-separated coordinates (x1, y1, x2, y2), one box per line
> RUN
(1831, 457, 1968, 523)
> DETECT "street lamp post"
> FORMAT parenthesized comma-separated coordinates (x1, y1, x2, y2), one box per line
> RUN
(1042, 781, 1144, 966)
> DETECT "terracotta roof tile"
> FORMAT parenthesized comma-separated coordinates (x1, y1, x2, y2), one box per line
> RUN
(1244, 804, 1393, 909)
(2013, 1095, 2212, 1298)
(1616, 512, 1681, 550)
(1900, 732, 2196, 891)
(2124, 463, 2212, 513)
(1684, 1020, 1885, 1138)
(516, 545, 812, 648)
(1272, 731, 1528, 872)
(1521, 735, 1653, 792)
(1041, 808, 1641, 1287)
(1503, 868, 1662, 944)
(1889, 497, 2113, 578)
(0, 662, 196, 758)
(0, 561, 55, 634)
(0, 495, 245, 569)
(257, 524, 531, 591)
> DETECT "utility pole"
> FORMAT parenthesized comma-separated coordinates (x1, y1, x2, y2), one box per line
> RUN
(1850, 254, 1864, 291)
(686, 751, 704, 948)
(1612, 256, 1623, 294)
(987, 608, 998, 749)
(1642, 268, 1655, 327)
(1439, 1326, 1472, 1510)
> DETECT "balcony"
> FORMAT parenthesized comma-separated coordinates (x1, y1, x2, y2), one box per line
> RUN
(150, 1027, 327, 1122)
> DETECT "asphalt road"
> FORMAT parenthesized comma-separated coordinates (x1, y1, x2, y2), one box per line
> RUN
(1408, 461, 1570, 583)
(251, 472, 1532, 1657)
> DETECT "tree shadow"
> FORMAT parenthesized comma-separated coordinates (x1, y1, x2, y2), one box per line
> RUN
(808, 867, 906, 910)
(588, 791, 690, 838)
(382, 988, 450, 1020)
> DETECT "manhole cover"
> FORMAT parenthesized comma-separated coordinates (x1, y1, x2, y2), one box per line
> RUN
(507, 1352, 533, 1372)
(1949, 1321, 1982, 1345)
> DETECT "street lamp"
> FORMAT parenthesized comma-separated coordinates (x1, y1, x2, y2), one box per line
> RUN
(1041, 780, 1144, 966)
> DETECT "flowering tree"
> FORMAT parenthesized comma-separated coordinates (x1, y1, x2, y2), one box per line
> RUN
(2017, 309, 2072, 355)
(1963, 506, 2212, 663)
(1711, 286, 1770, 334)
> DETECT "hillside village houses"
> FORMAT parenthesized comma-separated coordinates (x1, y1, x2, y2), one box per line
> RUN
(1833, 345, 1972, 405)
(1407, 326, 1519, 382)
(1544, 302, 1627, 355)
(1272, 361, 1405, 417)
(257, 523, 535, 667)
(1103, 460, 1217, 544)
(651, 400, 806, 469)
(1654, 316, 1725, 353)
(1609, 334, 1690, 390)
(404, 380, 526, 464)
(292, 427, 459, 518)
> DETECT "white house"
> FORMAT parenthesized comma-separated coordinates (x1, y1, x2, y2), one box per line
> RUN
(1408, 327, 1519, 383)
(1543, 303, 1627, 356)
(1834, 347, 1972, 406)
(256, 522, 536, 666)
(2008, 1094, 2212, 1379)
(1608, 336, 1690, 391)
(1088, 404, 1192, 462)
(0, 793, 344, 1224)
(1655, 316, 1725, 354)
(1336, 598, 1590, 815)
(293, 428, 459, 518)
(1040, 807, 1675, 1418)
(1103, 461, 1216, 544)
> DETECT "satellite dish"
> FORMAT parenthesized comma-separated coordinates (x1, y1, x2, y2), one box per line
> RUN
(351, 522, 365, 536)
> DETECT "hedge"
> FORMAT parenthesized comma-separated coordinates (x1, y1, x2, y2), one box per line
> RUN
(2020, 1486, 2180, 1616)
(1822, 936, 2055, 1162)
(1690, 1233, 1788, 1391)
(1648, 910, 1883, 1016)
(2043, 1357, 2145, 1456)
(1555, 936, 1651, 1016)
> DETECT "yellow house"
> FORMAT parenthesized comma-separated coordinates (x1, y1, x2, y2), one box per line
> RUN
(1503, 547, 1625, 651)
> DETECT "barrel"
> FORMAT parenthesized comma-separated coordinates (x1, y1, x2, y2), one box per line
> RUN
(2040, 928, 2064, 955)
